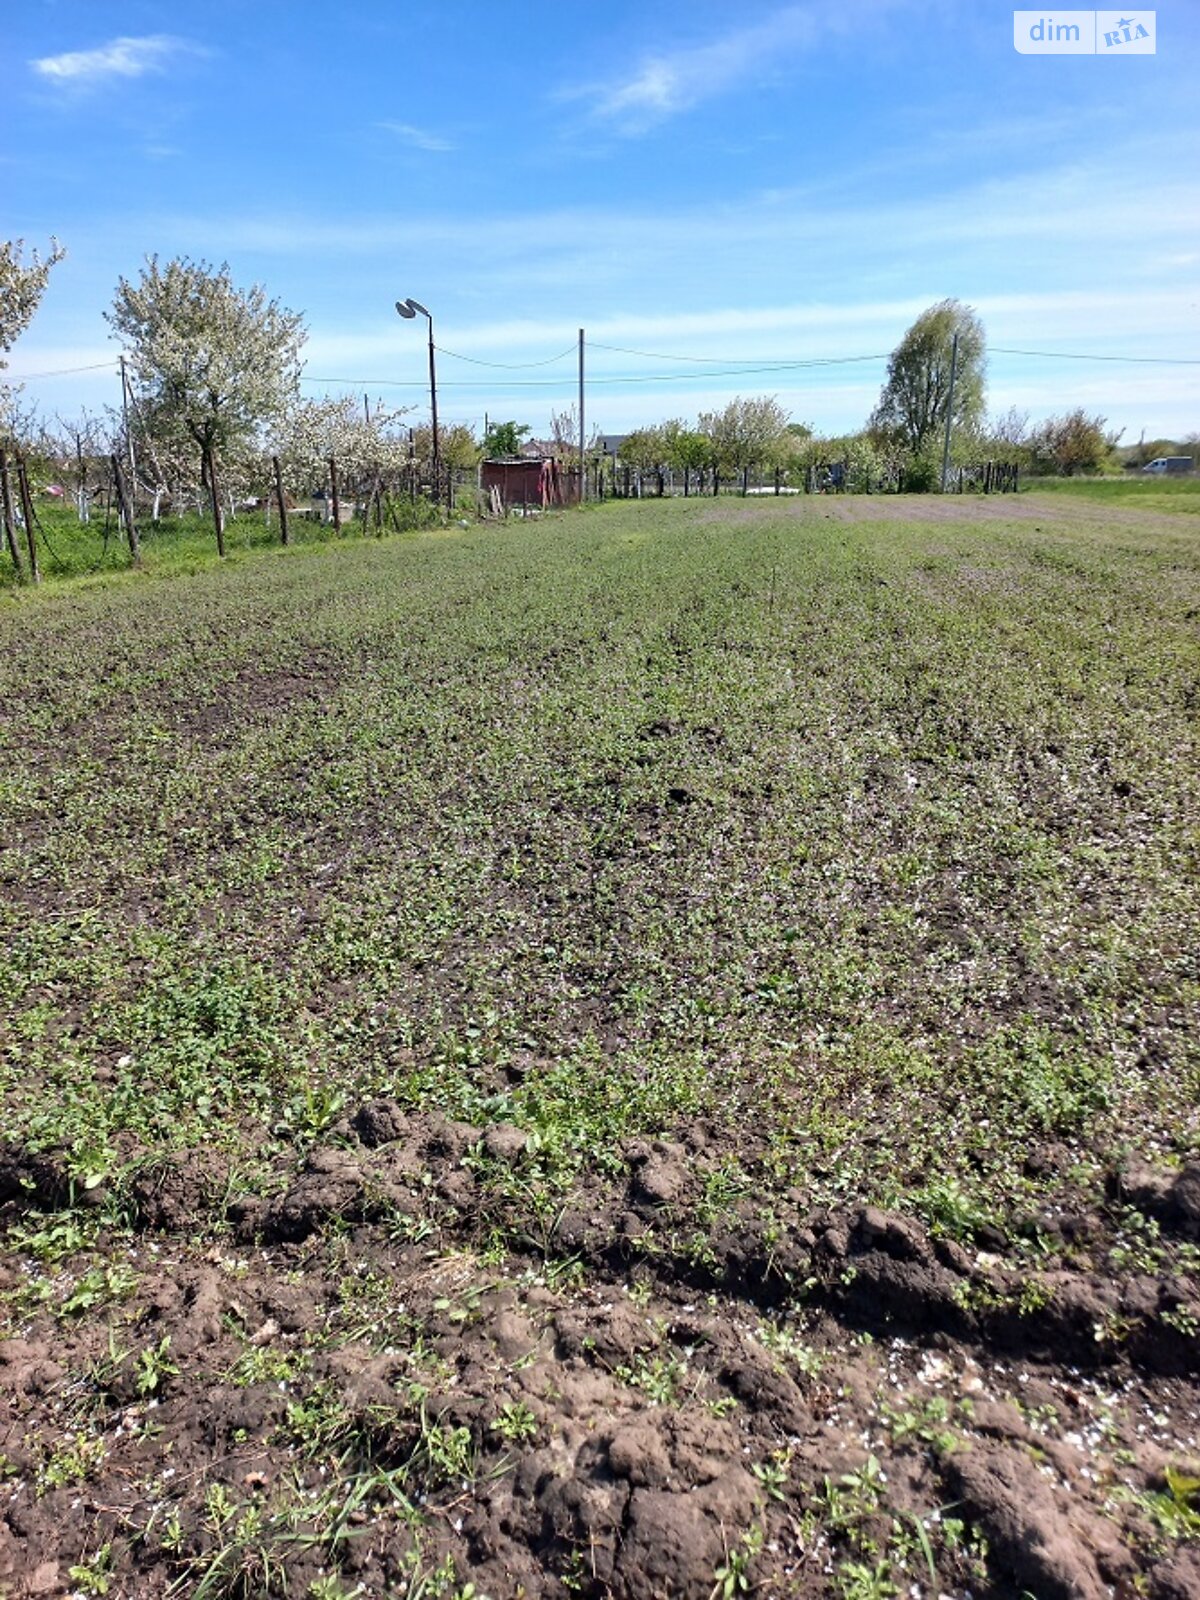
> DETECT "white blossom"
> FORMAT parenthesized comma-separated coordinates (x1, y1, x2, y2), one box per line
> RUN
(0, 237, 67, 423)
(107, 256, 305, 461)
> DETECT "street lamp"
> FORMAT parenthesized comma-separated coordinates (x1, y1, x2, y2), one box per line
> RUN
(396, 297, 441, 508)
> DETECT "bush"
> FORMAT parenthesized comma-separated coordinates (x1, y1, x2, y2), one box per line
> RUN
(841, 437, 882, 493)
(1027, 410, 1118, 476)
(382, 493, 442, 533)
(900, 451, 941, 492)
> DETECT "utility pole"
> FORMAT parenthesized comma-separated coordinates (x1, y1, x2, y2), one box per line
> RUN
(427, 317, 441, 509)
(578, 328, 586, 504)
(940, 332, 959, 493)
(396, 298, 442, 509)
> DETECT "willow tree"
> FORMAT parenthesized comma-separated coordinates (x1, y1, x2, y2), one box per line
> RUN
(107, 256, 305, 554)
(870, 300, 986, 459)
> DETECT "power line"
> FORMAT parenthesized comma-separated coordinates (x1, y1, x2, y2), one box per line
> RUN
(9, 360, 117, 381)
(302, 361, 887, 389)
(15, 342, 1200, 391)
(589, 340, 1200, 368)
(991, 346, 1200, 365)
(586, 341, 890, 367)
(595, 360, 887, 383)
(433, 342, 577, 369)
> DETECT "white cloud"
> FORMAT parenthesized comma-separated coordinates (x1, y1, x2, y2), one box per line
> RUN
(31, 35, 203, 87)
(294, 288, 1199, 371)
(377, 121, 455, 153)
(562, 0, 908, 133)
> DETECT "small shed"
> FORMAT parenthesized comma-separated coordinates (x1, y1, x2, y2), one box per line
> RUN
(480, 457, 580, 512)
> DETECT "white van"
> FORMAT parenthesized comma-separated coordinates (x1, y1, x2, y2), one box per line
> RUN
(1142, 456, 1194, 474)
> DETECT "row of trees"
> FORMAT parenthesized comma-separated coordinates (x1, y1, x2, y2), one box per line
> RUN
(5, 246, 576, 557)
(609, 303, 1154, 484)
(611, 399, 1124, 486)
(4, 245, 1193, 570)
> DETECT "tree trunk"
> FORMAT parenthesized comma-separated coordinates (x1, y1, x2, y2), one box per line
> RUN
(203, 445, 226, 557)
(273, 456, 289, 546)
(15, 456, 41, 583)
(111, 454, 141, 563)
(75, 434, 90, 523)
(329, 456, 341, 531)
(0, 449, 24, 579)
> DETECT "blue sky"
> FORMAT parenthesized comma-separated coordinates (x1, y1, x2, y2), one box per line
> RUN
(4, 0, 1198, 442)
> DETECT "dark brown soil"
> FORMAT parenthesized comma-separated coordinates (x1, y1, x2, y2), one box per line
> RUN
(1, 1104, 1197, 1598)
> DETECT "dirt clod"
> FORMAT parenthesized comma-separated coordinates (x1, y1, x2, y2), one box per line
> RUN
(943, 1443, 1128, 1600)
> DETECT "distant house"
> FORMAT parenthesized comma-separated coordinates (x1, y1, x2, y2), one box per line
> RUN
(597, 434, 628, 458)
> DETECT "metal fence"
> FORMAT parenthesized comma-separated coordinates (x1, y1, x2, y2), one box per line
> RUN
(589, 459, 1020, 498)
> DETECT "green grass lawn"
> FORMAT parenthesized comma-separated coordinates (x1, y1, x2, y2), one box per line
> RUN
(1023, 472, 1200, 511)
(1, 495, 444, 590)
(2, 491, 1197, 1254)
